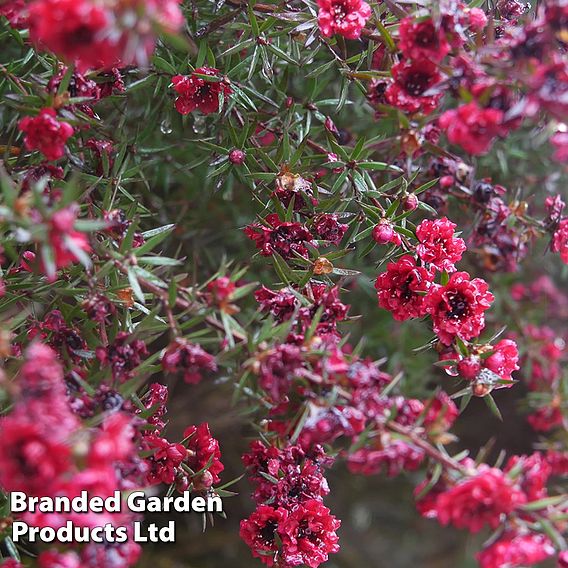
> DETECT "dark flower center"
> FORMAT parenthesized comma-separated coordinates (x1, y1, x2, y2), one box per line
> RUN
(259, 520, 277, 545)
(447, 293, 469, 318)
(404, 72, 431, 96)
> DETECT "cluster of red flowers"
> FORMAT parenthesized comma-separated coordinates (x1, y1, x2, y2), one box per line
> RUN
(240, 442, 339, 568)
(0, 344, 142, 566)
(375, 217, 499, 357)
(416, 452, 568, 568)
(365, 1, 568, 159)
(245, 171, 349, 263)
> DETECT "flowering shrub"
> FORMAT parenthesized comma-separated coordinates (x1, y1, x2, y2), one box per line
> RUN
(0, 0, 567, 567)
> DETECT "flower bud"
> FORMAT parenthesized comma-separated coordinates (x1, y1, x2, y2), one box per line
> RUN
(457, 356, 481, 380)
(372, 220, 394, 245)
(229, 148, 246, 165)
(402, 194, 419, 211)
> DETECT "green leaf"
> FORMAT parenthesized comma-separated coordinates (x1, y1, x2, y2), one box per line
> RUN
(127, 268, 146, 305)
(483, 394, 503, 421)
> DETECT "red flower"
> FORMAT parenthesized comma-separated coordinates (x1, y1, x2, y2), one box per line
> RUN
(529, 60, 568, 122)
(0, 0, 28, 28)
(172, 68, 232, 115)
(29, 0, 113, 71)
(425, 272, 494, 345)
(398, 17, 450, 62)
(139, 382, 169, 430)
(19, 108, 74, 161)
(431, 468, 526, 533)
(0, 415, 72, 495)
(313, 214, 348, 245)
(258, 343, 307, 402)
(439, 102, 507, 155)
(245, 214, 316, 259)
(316, 0, 371, 40)
(183, 422, 224, 485)
(206, 276, 237, 307)
(39, 550, 81, 568)
(299, 283, 349, 334)
(527, 406, 563, 432)
(47, 205, 91, 273)
(144, 434, 187, 485)
(240, 505, 288, 566)
(0, 561, 24, 568)
(255, 286, 299, 321)
(415, 217, 466, 272)
(484, 339, 520, 380)
(551, 218, 568, 264)
(29, 0, 182, 71)
(476, 532, 554, 568)
(375, 255, 434, 321)
(96, 331, 148, 382)
(161, 338, 217, 384)
(504, 454, 551, 502)
(280, 499, 340, 568)
(386, 59, 443, 116)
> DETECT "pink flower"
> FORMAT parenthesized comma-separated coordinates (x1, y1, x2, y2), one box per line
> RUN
(398, 17, 450, 62)
(551, 132, 568, 162)
(484, 339, 520, 380)
(172, 68, 232, 115)
(19, 108, 74, 161)
(280, 499, 341, 568)
(47, 205, 91, 273)
(431, 468, 526, 533)
(476, 532, 554, 568)
(439, 102, 507, 155)
(468, 7, 488, 31)
(0, 415, 73, 495)
(0, 0, 28, 28)
(88, 413, 135, 467)
(347, 440, 424, 477)
(375, 255, 434, 321)
(372, 220, 401, 246)
(551, 218, 568, 264)
(317, 0, 371, 40)
(415, 217, 466, 272)
(39, 550, 81, 568)
(161, 338, 217, 384)
(425, 272, 494, 345)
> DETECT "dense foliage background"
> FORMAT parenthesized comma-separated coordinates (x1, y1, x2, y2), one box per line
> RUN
(0, 0, 567, 566)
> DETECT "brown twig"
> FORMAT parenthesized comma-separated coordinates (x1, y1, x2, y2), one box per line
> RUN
(114, 260, 247, 342)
